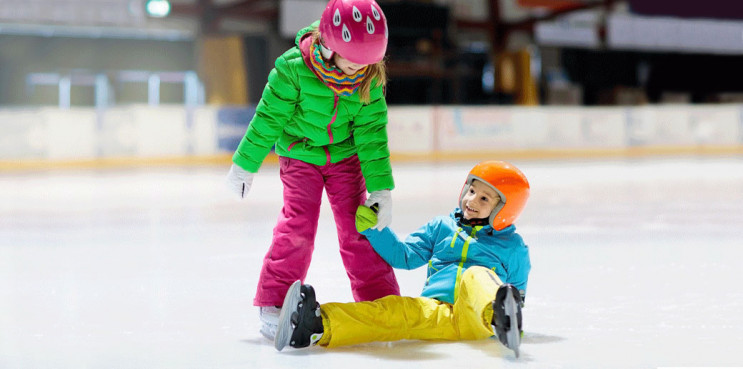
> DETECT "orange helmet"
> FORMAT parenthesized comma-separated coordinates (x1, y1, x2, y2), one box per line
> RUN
(458, 161, 530, 231)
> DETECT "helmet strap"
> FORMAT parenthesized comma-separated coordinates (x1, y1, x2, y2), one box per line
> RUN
(464, 217, 490, 226)
(319, 43, 334, 60)
(454, 210, 489, 227)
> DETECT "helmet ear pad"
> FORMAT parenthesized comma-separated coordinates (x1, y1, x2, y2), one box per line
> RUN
(459, 176, 507, 228)
(319, 42, 334, 60)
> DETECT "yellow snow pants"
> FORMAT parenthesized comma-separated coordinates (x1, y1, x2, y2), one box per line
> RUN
(318, 266, 503, 348)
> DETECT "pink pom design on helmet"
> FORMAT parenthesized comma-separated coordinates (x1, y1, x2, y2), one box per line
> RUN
(319, 0, 388, 65)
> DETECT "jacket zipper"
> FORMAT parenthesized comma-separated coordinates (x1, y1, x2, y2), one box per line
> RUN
(324, 94, 339, 165)
(287, 94, 339, 165)
(452, 227, 479, 299)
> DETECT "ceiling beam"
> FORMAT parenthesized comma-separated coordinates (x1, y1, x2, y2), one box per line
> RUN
(456, 0, 613, 53)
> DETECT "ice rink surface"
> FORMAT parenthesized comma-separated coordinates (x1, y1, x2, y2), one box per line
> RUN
(2, 156, 743, 368)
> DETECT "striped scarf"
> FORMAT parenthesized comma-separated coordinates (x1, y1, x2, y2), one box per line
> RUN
(309, 42, 367, 96)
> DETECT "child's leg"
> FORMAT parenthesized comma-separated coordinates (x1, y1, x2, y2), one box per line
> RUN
(322, 155, 400, 301)
(320, 295, 461, 348)
(254, 157, 324, 307)
(452, 266, 503, 340)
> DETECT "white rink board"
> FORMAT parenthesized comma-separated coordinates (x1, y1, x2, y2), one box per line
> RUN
(431, 106, 629, 151)
(627, 105, 741, 146)
(43, 108, 98, 160)
(190, 106, 220, 155)
(130, 106, 189, 157)
(99, 105, 191, 158)
(386, 106, 435, 153)
(1, 104, 742, 164)
(0, 109, 48, 160)
(435, 106, 538, 150)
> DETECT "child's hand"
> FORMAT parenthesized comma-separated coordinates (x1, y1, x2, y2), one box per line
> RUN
(226, 163, 255, 199)
(364, 190, 391, 229)
(355, 205, 378, 232)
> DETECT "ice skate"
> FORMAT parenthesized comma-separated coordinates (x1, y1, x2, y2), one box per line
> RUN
(259, 306, 280, 340)
(492, 283, 523, 358)
(274, 280, 324, 351)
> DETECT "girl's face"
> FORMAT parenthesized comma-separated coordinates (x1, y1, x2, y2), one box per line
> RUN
(333, 53, 368, 75)
(461, 180, 500, 220)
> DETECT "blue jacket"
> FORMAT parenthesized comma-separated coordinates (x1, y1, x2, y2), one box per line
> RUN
(362, 209, 531, 305)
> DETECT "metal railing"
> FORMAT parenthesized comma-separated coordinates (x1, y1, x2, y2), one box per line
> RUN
(25, 69, 204, 108)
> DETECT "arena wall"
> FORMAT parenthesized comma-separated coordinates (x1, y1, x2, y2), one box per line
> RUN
(1, 104, 742, 169)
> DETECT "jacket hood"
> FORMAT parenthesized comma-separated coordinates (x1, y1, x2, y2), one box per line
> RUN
(296, 20, 324, 84)
(295, 21, 320, 47)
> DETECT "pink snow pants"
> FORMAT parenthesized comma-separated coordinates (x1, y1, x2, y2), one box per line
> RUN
(253, 155, 400, 307)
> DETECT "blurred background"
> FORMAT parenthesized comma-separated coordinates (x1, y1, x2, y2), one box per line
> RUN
(1, 0, 743, 166)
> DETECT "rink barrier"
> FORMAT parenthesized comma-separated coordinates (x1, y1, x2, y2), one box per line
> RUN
(1, 104, 742, 170)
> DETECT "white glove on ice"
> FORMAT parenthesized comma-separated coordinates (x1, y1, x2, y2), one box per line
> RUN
(226, 163, 255, 199)
(364, 189, 392, 230)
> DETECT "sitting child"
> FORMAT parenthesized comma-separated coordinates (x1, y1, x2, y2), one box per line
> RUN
(274, 161, 532, 357)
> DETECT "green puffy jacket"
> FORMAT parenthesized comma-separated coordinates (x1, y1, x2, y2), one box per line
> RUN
(232, 22, 394, 192)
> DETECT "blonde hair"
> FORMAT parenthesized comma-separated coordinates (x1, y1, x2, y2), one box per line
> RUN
(310, 30, 387, 104)
(358, 60, 387, 104)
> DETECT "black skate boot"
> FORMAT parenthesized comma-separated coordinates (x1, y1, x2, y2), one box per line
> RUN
(492, 283, 523, 358)
(274, 280, 324, 351)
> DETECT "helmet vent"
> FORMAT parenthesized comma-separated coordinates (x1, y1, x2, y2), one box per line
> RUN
(371, 5, 381, 20)
(352, 6, 362, 22)
(366, 17, 375, 34)
(333, 9, 341, 26)
(342, 24, 352, 42)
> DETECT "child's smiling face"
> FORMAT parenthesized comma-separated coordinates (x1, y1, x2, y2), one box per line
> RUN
(461, 179, 500, 220)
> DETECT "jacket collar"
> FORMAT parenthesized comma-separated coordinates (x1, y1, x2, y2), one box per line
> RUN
(300, 33, 327, 83)
(452, 209, 491, 230)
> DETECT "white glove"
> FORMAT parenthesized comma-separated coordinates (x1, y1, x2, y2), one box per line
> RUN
(226, 163, 255, 199)
(364, 189, 391, 230)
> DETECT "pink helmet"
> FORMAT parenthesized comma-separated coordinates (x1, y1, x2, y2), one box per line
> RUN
(318, 0, 388, 65)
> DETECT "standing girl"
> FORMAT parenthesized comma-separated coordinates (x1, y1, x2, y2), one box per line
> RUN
(226, 0, 400, 339)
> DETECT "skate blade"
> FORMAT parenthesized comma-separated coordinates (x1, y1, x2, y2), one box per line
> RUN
(503, 290, 521, 358)
(274, 280, 302, 351)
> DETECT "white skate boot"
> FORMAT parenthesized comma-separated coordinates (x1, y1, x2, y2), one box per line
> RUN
(259, 306, 280, 340)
